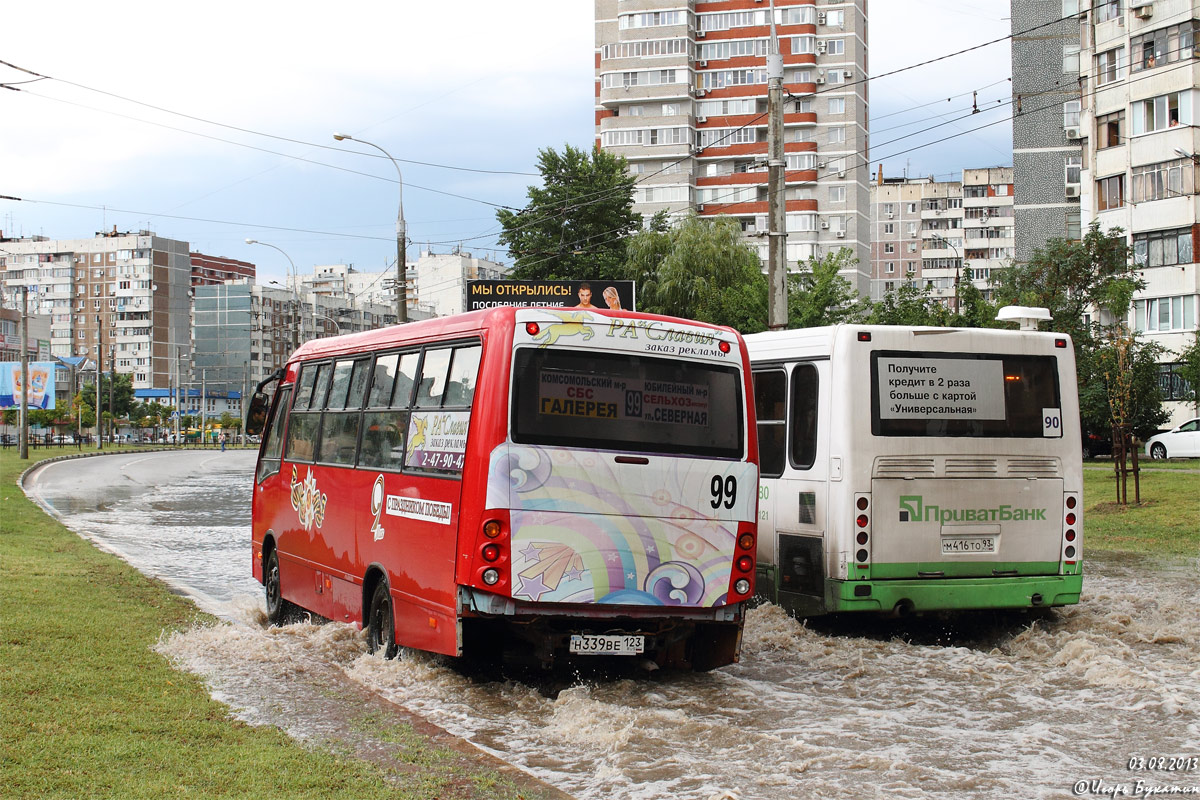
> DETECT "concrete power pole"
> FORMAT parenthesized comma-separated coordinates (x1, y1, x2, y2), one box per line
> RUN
(18, 286, 28, 460)
(766, 0, 788, 330)
(96, 324, 103, 451)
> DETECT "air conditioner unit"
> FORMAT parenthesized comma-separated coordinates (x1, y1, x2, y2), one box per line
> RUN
(697, 116, 707, 123)
(697, 30, 707, 38)
(817, 12, 827, 24)
(820, 221, 830, 229)
(886, 212, 894, 219)
(838, 171, 846, 178)
(835, 230, 846, 238)
(1132, 3, 1152, 19)
(1065, 184, 1081, 198)
(1117, 15, 1125, 25)
(699, 60, 708, 67)
(697, 204, 706, 211)
(816, 42, 827, 54)
(844, 70, 853, 79)
(815, 75, 826, 84)
(817, 160, 826, 168)
(696, 89, 707, 97)
(1065, 126, 1082, 139)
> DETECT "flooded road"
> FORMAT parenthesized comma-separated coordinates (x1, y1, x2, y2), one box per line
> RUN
(26, 451, 1200, 800)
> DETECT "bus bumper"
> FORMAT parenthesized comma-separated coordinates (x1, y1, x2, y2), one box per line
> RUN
(824, 574, 1084, 614)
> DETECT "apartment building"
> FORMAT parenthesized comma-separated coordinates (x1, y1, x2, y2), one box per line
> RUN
(1076, 0, 1199, 425)
(869, 168, 1014, 305)
(595, 0, 871, 293)
(0, 229, 191, 391)
(1011, 0, 1085, 262)
(190, 252, 256, 287)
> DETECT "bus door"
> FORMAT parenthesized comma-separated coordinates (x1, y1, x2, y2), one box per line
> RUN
(753, 362, 828, 613)
(356, 342, 481, 656)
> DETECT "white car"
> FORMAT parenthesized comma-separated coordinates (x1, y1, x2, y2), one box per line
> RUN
(1145, 417, 1200, 459)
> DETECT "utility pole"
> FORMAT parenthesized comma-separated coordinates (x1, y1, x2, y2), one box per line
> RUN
(766, 0, 788, 330)
(201, 367, 207, 443)
(108, 344, 115, 443)
(96, 324, 103, 451)
(18, 286, 28, 460)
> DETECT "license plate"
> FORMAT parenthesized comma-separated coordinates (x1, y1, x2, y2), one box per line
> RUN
(941, 536, 997, 554)
(569, 634, 645, 656)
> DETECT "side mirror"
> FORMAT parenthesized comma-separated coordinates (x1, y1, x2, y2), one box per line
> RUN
(245, 391, 271, 436)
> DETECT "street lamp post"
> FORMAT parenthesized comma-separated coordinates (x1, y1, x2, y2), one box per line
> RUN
(246, 239, 301, 352)
(937, 235, 965, 312)
(332, 133, 408, 324)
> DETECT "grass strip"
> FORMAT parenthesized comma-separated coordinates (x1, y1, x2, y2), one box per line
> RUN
(1082, 463, 1199, 556)
(0, 450, 561, 800)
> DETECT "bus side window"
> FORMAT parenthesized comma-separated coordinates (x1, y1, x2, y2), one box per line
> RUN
(359, 411, 407, 470)
(444, 344, 481, 407)
(415, 348, 452, 407)
(257, 387, 291, 483)
(393, 352, 420, 408)
(753, 369, 787, 477)
(789, 364, 819, 470)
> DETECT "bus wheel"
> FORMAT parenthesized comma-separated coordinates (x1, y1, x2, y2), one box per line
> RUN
(264, 550, 299, 625)
(367, 582, 398, 659)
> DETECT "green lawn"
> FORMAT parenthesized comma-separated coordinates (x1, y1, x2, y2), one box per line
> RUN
(0, 449, 557, 800)
(1082, 462, 1200, 556)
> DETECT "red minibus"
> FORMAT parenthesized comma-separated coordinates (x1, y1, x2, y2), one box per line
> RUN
(246, 307, 759, 669)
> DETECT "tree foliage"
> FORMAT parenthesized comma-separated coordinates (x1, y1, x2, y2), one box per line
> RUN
(786, 249, 868, 328)
(496, 144, 640, 282)
(866, 274, 951, 327)
(621, 214, 767, 332)
(1176, 331, 1200, 410)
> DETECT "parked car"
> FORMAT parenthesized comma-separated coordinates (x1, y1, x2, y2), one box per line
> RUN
(1081, 429, 1113, 459)
(1145, 417, 1200, 459)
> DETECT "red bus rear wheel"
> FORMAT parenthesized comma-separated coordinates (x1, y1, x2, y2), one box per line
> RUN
(367, 582, 398, 659)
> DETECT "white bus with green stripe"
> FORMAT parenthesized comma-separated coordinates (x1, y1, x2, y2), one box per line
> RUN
(746, 310, 1083, 617)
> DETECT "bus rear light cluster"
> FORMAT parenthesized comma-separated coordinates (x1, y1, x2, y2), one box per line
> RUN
(525, 322, 540, 336)
(1062, 493, 1081, 568)
(718, 340, 731, 354)
(477, 516, 510, 590)
(730, 522, 756, 598)
(854, 494, 871, 570)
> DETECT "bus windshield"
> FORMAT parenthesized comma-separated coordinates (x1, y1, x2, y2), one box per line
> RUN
(511, 347, 744, 458)
(871, 351, 1062, 438)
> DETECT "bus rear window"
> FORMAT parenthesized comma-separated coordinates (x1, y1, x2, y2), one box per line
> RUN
(511, 348, 744, 459)
(871, 352, 1061, 438)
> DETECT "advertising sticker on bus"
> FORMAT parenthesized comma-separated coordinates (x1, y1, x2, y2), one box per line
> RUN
(877, 356, 1006, 420)
(406, 410, 470, 472)
(538, 371, 711, 426)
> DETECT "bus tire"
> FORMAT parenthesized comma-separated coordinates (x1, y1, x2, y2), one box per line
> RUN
(367, 582, 398, 659)
(264, 549, 300, 625)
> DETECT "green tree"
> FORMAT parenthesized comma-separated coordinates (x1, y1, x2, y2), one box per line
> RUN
(948, 266, 1001, 329)
(786, 249, 868, 328)
(496, 144, 640, 282)
(866, 274, 950, 327)
(621, 214, 767, 331)
(1175, 331, 1200, 411)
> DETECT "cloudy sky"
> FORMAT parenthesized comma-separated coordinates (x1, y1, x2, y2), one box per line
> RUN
(1, 0, 1012, 287)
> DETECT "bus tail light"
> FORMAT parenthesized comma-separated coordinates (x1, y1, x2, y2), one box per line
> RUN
(729, 521, 756, 599)
(736, 555, 754, 573)
(738, 532, 754, 551)
(1062, 492, 1082, 570)
(473, 513, 511, 592)
(853, 493, 871, 575)
(525, 322, 540, 336)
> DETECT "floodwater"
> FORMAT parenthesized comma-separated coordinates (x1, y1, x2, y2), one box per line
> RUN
(26, 452, 1200, 800)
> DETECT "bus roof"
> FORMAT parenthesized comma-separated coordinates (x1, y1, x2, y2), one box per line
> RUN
(744, 324, 1073, 362)
(287, 306, 743, 364)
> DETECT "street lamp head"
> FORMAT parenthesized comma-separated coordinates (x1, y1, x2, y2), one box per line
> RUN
(245, 238, 258, 245)
(1174, 147, 1196, 160)
(333, 133, 351, 141)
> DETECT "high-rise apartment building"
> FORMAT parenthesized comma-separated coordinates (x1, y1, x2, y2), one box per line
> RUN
(869, 168, 1014, 305)
(1011, 0, 1085, 263)
(1074, 0, 1199, 426)
(0, 229, 191, 390)
(595, 0, 870, 293)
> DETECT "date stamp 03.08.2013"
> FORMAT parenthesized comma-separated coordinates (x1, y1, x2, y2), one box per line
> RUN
(1071, 757, 1200, 797)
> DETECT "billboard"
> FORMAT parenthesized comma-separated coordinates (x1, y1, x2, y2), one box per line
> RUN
(0, 362, 57, 410)
(465, 280, 636, 312)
